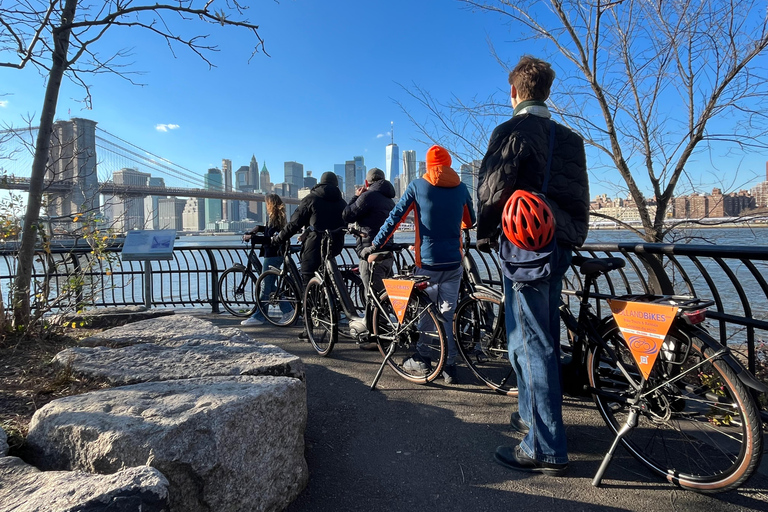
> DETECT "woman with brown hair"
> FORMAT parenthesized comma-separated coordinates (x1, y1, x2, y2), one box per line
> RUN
(242, 194, 291, 325)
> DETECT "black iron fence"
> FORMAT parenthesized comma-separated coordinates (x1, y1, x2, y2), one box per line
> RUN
(1, 241, 766, 379)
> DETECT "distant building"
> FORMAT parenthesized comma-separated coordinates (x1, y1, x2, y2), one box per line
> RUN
(204, 167, 223, 228)
(402, 150, 417, 189)
(182, 197, 206, 231)
(417, 161, 426, 178)
(222, 158, 232, 221)
(304, 171, 317, 189)
(336, 173, 345, 197)
(158, 197, 187, 231)
(235, 165, 249, 190)
(103, 168, 150, 232)
(259, 162, 271, 194)
(249, 156, 259, 190)
(144, 176, 165, 230)
(354, 156, 366, 187)
(386, 143, 400, 194)
(284, 161, 304, 197)
(345, 160, 356, 199)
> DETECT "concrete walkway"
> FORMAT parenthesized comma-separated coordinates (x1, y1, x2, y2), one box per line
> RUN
(198, 312, 768, 512)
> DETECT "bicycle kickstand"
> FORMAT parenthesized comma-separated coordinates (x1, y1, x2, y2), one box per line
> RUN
(370, 341, 397, 391)
(592, 407, 639, 487)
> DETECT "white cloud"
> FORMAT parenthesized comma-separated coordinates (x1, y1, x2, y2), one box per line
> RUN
(155, 123, 180, 132)
(0, 100, 8, 108)
(376, 131, 391, 139)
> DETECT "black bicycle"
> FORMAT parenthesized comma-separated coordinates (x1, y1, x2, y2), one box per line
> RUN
(253, 240, 303, 327)
(218, 236, 264, 317)
(453, 254, 766, 493)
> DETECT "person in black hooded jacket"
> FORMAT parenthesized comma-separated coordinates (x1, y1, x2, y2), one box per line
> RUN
(342, 167, 396, 296)
(272, 171, 347, 289)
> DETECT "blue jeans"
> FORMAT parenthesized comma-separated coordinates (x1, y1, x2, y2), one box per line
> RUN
(251, 256, 291, 320)
(504, 245, 572, 465)
(414, 266, 463, 366)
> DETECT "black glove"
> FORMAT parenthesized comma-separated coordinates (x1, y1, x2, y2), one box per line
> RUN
(360, 245, 376, 259)
(476, 238, 497, 254)
(271, 233, 283, 246)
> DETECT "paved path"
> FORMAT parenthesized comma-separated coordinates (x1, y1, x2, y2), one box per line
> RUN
(199, 312, 768, 512)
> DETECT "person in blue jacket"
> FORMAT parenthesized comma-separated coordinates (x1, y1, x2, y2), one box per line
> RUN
(365, 144, 475, 384)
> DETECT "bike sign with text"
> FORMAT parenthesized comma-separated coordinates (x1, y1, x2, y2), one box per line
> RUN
(383, 279, 416, 324)
(608, 300, 679, 379)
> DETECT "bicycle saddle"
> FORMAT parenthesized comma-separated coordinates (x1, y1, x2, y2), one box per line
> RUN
(572, 255, 626, 276)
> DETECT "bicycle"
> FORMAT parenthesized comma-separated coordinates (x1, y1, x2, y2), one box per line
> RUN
(253, 239, 303, 327)
(453, 254, 767, 493)
(303, 230, 449, 387)
(218, 235, 264, 317)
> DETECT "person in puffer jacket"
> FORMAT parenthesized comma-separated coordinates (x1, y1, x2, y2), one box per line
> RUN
(477, 55, 589, 478)
(367, 145, 475, 385)
(342, 167, 396, 296)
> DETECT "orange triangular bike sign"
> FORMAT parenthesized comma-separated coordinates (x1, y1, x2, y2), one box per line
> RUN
(383, 279, 416, 324)
(608, 299, 679, 380)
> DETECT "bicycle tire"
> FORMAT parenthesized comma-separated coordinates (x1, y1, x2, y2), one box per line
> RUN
(588, 321, 763, 493)
(218, 267, 258, 317)
(304, 277, 338, 356)
(254, 269, 301, 327)
(454, 292, 518, 396)
(371, 289, 446, 384)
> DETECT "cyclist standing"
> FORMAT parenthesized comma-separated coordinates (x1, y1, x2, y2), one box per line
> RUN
(241, 194, 289, 326)
(366, 145, 475, 384)
(476, 56, 589, 476)
(272, 172, 347, 339)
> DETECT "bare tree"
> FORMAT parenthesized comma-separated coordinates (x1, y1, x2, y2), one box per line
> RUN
(0, 1, 265, 326)
(408, 0, 768, 242)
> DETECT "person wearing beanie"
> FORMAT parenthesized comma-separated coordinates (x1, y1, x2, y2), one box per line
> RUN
(477, 56, 589, 477)
(365, 144, 476, 383)
(272, 169, 347, 339)
(342, 167, 397, 349)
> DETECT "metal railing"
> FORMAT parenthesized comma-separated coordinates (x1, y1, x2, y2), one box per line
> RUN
(0, 241, 765, 380)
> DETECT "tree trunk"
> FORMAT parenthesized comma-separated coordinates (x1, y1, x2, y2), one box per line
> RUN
(13, 0, 77, 327)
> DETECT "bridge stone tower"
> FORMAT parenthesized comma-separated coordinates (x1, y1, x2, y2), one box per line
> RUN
(44, 118, 99, 225)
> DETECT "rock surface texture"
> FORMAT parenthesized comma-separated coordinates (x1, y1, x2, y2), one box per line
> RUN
(22, 315, 308, 512)
(0, 457, 169, 512)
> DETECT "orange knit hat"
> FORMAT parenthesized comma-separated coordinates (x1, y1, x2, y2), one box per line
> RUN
(426, 145, 452, 169)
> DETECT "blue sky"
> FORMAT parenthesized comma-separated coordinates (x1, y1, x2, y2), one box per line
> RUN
(2, 0, 767, 198)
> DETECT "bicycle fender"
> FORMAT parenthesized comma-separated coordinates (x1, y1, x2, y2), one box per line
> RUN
(691, 327, 768, 394)
(231, 263, 246, 271)
(470, 285, 502, 300)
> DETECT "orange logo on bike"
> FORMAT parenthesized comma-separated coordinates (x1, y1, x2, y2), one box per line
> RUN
(383, 279, 416, 324)
(608, 300, 679, 380)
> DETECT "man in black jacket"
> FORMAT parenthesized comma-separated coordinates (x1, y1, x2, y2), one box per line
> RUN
(342, 168, 396, 296)
(272, 172, 347, 338)
(476, 56, 589, 477)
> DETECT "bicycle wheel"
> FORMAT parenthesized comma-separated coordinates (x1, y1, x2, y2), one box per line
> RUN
(454, 292, 518, 396)
(255, 269, 301, 327)
(304, 277, 338, 356)
(371, 290, 446, 384)
(588, 321, 763, 493)
(218, 267, 258, 317)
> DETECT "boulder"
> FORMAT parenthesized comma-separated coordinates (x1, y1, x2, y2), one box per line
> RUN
(52, 306, 175, 330)
(27, 375, 307, 512)
(0, 427, 7, 457)
(0, 456, 168, 512)
(78, 314, 248, 348)
(55, 341, 304, 385)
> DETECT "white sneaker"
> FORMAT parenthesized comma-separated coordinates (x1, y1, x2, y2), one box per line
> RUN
(241, 316, 265, 326)
(278, 312, 295, 324)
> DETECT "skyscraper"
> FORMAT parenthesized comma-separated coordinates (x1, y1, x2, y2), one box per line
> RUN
(304, 171, 317, 189)
(158, 198, 187, 231)
(260, 163, 271, 193)
(235, 165, 249, 190)
(284, 161, 304, 197)
(401, 150, 417, 190)
(204, 167, 223, 228)
(221, 159, 232, 221)
(249, 156, 259, 189)
(103, 168, 150, 232)
(354, 156, 366, 187)
(417, 161, 426, 177)
(385, 123, 400, 194)
(144, 176, 165, 230)
(345, 160, 356, 199)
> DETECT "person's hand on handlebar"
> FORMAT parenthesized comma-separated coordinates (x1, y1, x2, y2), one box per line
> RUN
(360, 245, 376, 260)
(476, 238, 498, 253)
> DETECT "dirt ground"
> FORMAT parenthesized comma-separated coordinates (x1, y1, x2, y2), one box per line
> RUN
(0, 329, 109, 454)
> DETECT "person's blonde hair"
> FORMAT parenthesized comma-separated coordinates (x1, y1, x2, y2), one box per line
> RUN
(265, 194, 286, 229)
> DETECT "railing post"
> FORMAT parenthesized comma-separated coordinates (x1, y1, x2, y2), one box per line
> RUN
(207, 249, 220, 313)
(143, 260, 152, 309)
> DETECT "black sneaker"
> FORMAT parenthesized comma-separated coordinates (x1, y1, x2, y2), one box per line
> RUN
(509, 412, 529, 435)
(298, 329, 309, 341)
(494, 445, 568, 477)
(442, 364, 458, 384)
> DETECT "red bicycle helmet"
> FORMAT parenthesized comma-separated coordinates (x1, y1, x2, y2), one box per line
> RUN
(502, 190, 555, 251)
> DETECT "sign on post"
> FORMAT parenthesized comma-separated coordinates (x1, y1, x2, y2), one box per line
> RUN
(120, 230, 176, 261)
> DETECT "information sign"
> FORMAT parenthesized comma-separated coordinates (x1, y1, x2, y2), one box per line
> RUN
(120, 230, 176, 261)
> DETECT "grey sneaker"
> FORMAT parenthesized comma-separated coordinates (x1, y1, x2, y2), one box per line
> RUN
(442, 364, 458, 385)
(402, 354, 431, 374)
(241, 316, 265, 326)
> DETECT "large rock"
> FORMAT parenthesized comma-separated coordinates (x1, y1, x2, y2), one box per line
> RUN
(27, 376, 307, 512)
(0, 456, 169, 512)
(52, 306, 176, 330)
(78, 314, 249, 348)
(55, 342, 303, 385)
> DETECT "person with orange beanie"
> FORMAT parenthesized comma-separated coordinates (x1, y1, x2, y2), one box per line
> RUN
(366, 144, 475, 384)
